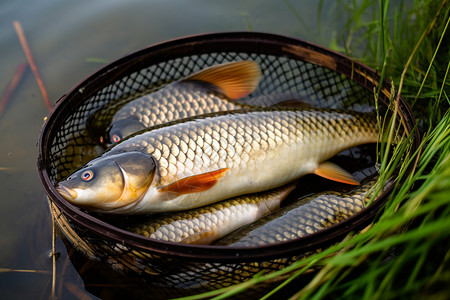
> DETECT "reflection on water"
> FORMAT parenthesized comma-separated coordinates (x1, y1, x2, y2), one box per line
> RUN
(0, 0, 400, 299)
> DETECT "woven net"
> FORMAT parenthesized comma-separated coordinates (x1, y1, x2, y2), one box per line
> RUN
(39, 32, 418, 298)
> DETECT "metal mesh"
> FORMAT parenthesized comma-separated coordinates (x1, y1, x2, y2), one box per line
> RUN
(39, 32, 418, 298)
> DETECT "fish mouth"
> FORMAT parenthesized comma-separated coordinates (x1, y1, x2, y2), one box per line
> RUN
(56, 185, 78, 201)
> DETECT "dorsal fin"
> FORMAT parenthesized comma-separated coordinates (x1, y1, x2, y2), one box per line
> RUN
(185, 60, 262, 100)
(273, 99, 311, 108)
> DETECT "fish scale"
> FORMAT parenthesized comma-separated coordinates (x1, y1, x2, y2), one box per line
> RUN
(125, 184, 295, 244)
(114, 82, 243, 128)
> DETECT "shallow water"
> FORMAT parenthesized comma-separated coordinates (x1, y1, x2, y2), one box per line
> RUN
(0, 1, 401, 299)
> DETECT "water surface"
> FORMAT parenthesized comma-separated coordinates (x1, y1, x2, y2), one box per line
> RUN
(0, 1, 395, 298)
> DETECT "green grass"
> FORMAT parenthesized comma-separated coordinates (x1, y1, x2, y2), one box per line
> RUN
(181, 0, 450, 299)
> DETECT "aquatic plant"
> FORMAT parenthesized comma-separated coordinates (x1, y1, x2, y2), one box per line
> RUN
(182, 0, 450, 299)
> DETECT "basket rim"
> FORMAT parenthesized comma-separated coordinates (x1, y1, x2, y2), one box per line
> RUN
(37, 31, 420, 262)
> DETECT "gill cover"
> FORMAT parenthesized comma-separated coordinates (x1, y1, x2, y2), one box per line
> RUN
(56, 151, 156, 211)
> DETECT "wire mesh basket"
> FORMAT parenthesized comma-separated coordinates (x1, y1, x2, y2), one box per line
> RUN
(37, 32, 420, 298)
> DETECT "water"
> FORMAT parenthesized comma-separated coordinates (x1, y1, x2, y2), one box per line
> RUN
(0, 1, 391, 299)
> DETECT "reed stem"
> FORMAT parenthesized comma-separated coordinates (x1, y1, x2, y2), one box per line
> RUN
(13, 21, 52, 112)
(0, 62, 27, 118)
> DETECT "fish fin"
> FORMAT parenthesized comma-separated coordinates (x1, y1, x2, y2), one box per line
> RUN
(314, 161, 360, 185)
(256, 183, 298, 218)
(185, 61, 262, 99)
(274, 99, 311, 108)
(158, 168, 230, 200)
(180, 229, 220, 245)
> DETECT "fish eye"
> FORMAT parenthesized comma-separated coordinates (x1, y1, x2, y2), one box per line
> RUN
(99, 136, 104, 144)
(81, 170, 94, 181)
(112, 134, 121, 143)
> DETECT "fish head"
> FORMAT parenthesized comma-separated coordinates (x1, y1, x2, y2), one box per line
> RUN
(101, 118, 146, 146)
(56, 151, 156, 211)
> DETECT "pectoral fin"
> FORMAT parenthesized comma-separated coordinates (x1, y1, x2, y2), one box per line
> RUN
(158, 168, 230, 200)
(314, 161, 360, 185)
(256, 182, 298, 218)
(185, 60, 261, 99)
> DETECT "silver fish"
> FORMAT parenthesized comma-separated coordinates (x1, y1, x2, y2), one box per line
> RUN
(96, 60, 262, 146)
(126, 183, 296, 244)
(215, 177, 378, 247)
(56, 107, 378, 214)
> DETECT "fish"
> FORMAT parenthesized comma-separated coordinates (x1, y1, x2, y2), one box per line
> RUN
(125, 183, 296, 245)
(214, 177, 378, 247)
(94, 60, 262, 146)
(56, 107, 378, 214)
